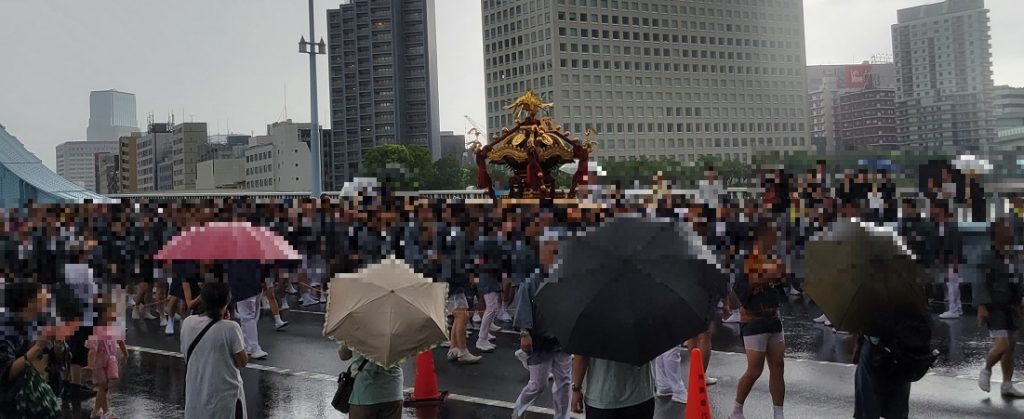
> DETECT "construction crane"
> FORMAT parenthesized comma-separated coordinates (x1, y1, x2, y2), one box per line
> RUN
(463, 115, 486, 148)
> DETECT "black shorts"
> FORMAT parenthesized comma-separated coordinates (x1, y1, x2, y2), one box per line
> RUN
(987, 306, 1021, 333)
(170, 279, 200, 300)
(67, 326, 93, 366)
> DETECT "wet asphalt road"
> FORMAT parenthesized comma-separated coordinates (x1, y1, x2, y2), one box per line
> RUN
(73, 293, 1024, 419)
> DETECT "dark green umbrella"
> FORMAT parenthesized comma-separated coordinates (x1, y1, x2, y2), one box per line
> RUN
(535, 216, 727, 366)
(804, 219, 929, 335)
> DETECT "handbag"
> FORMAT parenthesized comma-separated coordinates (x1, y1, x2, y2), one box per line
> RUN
(331, 359, 369, 413)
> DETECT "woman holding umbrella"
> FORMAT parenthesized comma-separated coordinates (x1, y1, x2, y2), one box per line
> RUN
(731, 221, 787, 419)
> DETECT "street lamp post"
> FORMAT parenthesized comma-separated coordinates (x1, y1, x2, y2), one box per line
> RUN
(299, 0, 326, 197)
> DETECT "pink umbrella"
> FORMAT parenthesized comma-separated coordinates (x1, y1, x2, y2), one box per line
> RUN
(154, 222, 302, 261)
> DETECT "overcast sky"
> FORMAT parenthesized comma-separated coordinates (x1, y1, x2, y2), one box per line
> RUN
(0, 0, 1021, 170)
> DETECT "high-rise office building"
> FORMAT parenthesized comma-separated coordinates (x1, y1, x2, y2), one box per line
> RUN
(87, 90, 139, 142)
(55, 140, 120, 191)
(891, 0, 995, 154)
(326, 0, 442, 188)
(482, 0, 812, 165)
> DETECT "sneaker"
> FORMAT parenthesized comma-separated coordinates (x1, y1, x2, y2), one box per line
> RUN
(717, 301, 724, 309)
(319, 293, 329, 304)
(144, 310, 158, 320)
(979, 368, 992, 392)
(131, 308, 141, 320)
(548, 373, 554, 381)
(261, 296, 271, 310)
(488, 333, 497, 341)
(514, 349, 529, 370)
(300, 294, 319, 307)
(456, 350, 482, 364)
(279, 299, 290, 311)
(164, 318, 175, 336)
(275, 320, 290, 331)
(938, 311, 962, 319)
(1002, 383, 1024, 398)
(251, 350, 269, 360)
(174, 313, 182, 321)
(723, 311, 741, 323)
(472, 313, 482, 323)
(824, 319, 833, 327)
(159, 315, 168, 327)
(813, 314, 828, 323)
(489, 323, 503, 332)
(286, 284, 298, 295)
(447, 348, 459, 361)
(475, 341, 497, 353)
(706, 376, 719, 386)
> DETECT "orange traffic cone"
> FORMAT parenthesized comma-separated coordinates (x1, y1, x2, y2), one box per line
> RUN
(405, 351, 447, 407)
(685, 348, 712, 419)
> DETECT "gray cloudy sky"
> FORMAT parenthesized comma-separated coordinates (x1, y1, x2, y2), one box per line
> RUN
(0, 0, 1021, 170)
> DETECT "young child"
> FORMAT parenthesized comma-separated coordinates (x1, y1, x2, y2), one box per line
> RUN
(87, 301, 128, 419)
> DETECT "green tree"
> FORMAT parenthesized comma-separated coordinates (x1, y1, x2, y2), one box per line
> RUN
(361, 144, 434, 190)
(424, 156, 473, 190)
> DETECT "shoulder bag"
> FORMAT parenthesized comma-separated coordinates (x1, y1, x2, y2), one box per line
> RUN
(331, 359, 369, 413)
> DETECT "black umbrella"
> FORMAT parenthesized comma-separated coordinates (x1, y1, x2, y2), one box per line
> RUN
(535, 216, 726, 366)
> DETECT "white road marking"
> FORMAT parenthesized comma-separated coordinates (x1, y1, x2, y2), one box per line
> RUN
(128, 345, 582, 417)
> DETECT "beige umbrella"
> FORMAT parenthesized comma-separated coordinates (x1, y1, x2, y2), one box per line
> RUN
(324, 257, 449, 368)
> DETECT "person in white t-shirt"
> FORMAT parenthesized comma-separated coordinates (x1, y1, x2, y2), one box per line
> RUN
(180, 283, 249, 419)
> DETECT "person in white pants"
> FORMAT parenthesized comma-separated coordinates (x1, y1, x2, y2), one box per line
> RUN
(654, 345, 687, 404)
(511, 230, 571, 419)
(940, 266, 962, 319)
(235, 295, 268, 360)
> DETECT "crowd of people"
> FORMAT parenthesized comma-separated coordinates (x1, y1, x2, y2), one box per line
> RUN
(1, 159, 1022, 419)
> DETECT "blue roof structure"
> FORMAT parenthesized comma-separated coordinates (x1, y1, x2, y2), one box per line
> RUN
(0, 123, 111, 207)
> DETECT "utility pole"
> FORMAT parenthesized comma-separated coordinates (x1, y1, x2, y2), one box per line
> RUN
(299, 0, 326, 197)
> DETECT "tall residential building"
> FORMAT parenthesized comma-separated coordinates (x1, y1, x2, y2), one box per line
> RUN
(170, 122, 208, 191)
(135, 123, 174, 192)
(892, 0, 995, 154)
(326, 0, 442, 188)
(244, 120, 315, 191)
(55, 140, 119, 191)
(807, 63, 896, 153)
(87, 90, 139, 142)
(118, 133, 140, 192)
(482, 0, 812, 165)
(833, 84, 898, 151)
(992, 85, 1024, 127)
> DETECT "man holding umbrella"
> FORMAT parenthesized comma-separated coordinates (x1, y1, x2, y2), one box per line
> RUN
(534, 217, 723, 419)
(511, 228, 572, 419)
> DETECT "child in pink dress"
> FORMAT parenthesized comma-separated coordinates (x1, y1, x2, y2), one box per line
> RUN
(87, 301, 128, 419)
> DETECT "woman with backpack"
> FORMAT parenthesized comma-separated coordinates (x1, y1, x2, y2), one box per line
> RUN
(976, 220, 1024, 397)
